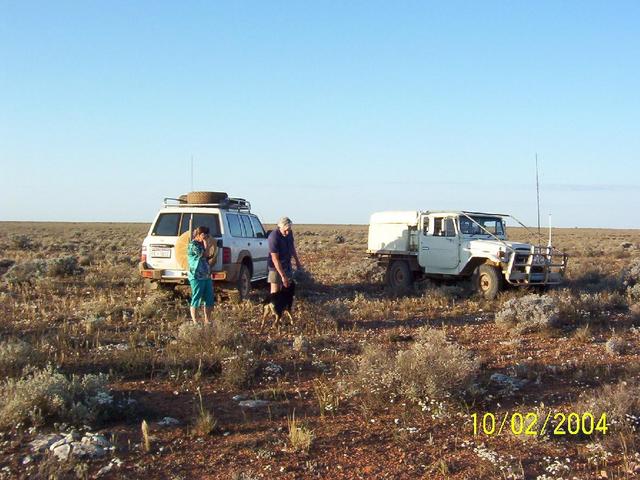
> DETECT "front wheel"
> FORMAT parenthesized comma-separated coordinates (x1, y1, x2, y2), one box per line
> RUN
(387, 260, 413, 292)
(474, 264, 503, 299)
(237, 264, 252, 300)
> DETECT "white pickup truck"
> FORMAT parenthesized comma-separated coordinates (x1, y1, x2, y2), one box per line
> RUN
(367, 210, 568, 298)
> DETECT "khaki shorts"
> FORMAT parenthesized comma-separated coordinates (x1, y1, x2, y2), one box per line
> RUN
(268, 269, 291, 285)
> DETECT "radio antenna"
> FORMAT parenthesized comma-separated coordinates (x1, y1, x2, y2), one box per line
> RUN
(535, 153, 541, 244)
(190, 155, 194, 191)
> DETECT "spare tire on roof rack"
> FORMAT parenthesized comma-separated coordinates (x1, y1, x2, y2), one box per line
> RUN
(186, 191, 229, 204)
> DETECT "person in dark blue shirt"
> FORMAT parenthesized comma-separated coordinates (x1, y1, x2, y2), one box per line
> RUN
(267, 217, 302, 293)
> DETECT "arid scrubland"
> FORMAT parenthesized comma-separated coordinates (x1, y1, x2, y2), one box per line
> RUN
(1, 221, 640, 479)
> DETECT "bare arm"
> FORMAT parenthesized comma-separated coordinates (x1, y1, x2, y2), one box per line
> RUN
(291, 243, 302, 269)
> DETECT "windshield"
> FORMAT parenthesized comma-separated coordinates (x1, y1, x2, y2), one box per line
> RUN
(459, 216, 505, 236)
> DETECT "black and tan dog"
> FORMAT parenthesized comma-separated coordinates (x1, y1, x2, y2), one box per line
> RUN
(261, 281, 296, 331)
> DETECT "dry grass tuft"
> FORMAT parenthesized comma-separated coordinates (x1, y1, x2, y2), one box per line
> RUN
(193, 387, 217, 436)
(135, 290, 175, 318)
(574, 380, 640, 433)
(313, 377, 341, 417)
(142, 419, 151, 452)
(572, 325, 592, 344)
(605, 335, 629, 355)
(287, 412, 313, 453)
(220, 350, 257, 389)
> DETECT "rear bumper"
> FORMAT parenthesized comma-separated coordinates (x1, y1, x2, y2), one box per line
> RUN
(139, 262, 230, 283)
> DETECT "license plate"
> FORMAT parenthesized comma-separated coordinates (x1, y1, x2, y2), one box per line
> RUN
(163, 270, 186, 278)
(150, 247, 171, 258)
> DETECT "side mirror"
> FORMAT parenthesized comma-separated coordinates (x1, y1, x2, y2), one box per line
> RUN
(216, 239, 223, 248)
(266, 230, 272, 237)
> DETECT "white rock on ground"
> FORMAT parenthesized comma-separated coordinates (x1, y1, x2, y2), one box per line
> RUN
(238, 400, 270, 408)
(30, 433, 63, 453)
(490, 373, 528, 391)
(71, 441, 105, 459)
(49, 438, 68, 451)
(157, 417, 181, 427)
(52, 444, 72, 461)
(96, 458, 123, 477)
(45, 431, 113, 460)
(82, 434, 111, 448)
(263, 362, 284, 377)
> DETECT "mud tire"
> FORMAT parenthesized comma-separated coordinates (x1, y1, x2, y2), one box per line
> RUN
(387, 260, 413, 292)
(186, 191, 229, 204)
(237, 264, 251, 300)
(474, 264, 502, 299)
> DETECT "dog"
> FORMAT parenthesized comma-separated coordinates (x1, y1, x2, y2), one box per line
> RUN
(261, 281, 296, 331)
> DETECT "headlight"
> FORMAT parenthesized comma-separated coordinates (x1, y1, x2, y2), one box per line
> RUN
(533, 254, 546, 265)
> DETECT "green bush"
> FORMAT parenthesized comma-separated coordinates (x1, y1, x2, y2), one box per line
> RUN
(0, 366, 112, 430)
(0, 339, 44, 377)
(354, 327, 478, 406)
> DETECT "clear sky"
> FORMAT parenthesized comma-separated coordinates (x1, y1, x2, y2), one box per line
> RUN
(1, 1, 639, 228)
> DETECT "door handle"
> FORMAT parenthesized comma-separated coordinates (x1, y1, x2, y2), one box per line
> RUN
(247, 242, 251, 246)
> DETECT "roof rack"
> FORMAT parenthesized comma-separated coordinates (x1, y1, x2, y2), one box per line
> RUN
(163, 197, 251, 212)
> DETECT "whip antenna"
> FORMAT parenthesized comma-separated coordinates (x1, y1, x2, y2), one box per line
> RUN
(535, 153, 541, 244)
(190, 155, 194, 191)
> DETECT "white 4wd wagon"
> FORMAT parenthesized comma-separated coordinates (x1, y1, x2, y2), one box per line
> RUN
(139, 192, 269, 298)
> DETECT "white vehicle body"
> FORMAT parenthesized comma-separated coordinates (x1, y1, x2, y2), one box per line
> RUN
(367, 210, 568, 298)
(140, 195, 269, 298)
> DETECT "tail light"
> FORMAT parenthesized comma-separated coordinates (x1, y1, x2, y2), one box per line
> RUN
(222, 247, 231, 264)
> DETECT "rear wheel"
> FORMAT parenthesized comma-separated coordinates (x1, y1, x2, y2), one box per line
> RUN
(474, 264, 502, 299)
(237, 264, 252, 300)
(387, 260, 413, 292)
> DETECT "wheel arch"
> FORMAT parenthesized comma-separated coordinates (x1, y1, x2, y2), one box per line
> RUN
(460, 256, 502, 277)
(236, 250, 253, 276)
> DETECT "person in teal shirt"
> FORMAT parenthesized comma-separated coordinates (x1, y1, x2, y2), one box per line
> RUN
(188, 226, 214, 324)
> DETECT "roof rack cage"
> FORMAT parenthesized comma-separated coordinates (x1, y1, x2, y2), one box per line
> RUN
(163, 197, 251, 212)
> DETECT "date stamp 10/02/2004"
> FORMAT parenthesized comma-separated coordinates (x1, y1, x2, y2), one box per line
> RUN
(471, 412, 609, 437)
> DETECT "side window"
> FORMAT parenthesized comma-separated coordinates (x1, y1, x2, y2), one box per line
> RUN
(422, 216, 430, 235)
(152, 213, 180, 236)
(433, 218, 444, 236)
(459, 218, 472, 234)
(179, 213, 221, 237)
(240, 215, 255, 238)
(250, 216, 266, 238)
(445, 218, 456, 237)
(226, 213, 243, 237)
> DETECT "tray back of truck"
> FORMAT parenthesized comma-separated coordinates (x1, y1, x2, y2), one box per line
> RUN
(367, 211, 420, 254)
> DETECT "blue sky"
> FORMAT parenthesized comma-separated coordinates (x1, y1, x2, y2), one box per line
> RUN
(1, 1, 639, 227)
